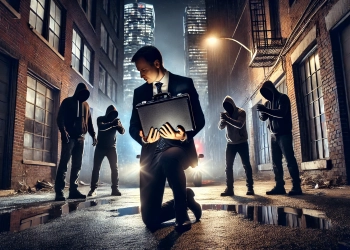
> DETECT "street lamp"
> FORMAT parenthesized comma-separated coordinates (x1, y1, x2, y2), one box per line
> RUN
(207, 37, 253, 58)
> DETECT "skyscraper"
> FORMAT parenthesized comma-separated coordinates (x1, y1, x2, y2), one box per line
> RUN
(184, 5, 208, 113)
(123, 2, 155, 106)
(184, 5, 208, 157)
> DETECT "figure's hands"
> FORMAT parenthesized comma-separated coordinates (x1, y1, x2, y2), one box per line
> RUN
(111, 118, 120, 126)
(92, 136, 98, 146)
(256, 104, 267, 112)
(61, 131, 70, 144)
(220, 112, 229, 121)
(219, 119, 227, 126)
(159, 123, 186, 141)
(139, 127, 160, 143)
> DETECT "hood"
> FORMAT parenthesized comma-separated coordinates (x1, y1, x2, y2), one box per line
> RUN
(222, 96, 236, 115)
(105, 105, 118, 120)
(73, 82, 90, 102)
(260, 81, 278, 101)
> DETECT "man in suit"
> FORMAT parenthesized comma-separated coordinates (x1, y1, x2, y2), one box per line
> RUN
(129, 46, 205, 231)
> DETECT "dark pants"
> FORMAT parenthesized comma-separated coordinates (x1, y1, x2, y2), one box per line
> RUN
(140, 147, 188, 228)
(271, 133, 301, 187)
(55, 138, 85, 193)
(90, 146, 119, 190)
(225, 142, 254, 189)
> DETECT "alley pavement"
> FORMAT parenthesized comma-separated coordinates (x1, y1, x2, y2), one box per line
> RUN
(1, 180, 350, 249)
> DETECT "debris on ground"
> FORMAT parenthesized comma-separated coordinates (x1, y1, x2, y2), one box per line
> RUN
(301, 174, 346, 189)
(36, 180, 54, 191)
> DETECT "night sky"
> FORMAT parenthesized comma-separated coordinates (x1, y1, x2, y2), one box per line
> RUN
(125, 0, 204, 75)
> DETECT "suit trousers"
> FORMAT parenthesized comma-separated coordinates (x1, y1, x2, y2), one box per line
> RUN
(55, 138, 85, 193)
(271, 133, 301, 187)
(90, 146, 119, 190)
(140, 147, 188, 228)
(225, 142, 254, 189)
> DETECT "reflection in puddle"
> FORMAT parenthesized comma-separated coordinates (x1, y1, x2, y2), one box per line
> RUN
(202, 204, 332, 229)
(0, 199, 112, 233)
(0, 202, 331, 233)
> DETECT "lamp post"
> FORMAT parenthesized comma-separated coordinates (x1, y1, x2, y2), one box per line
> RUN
(207, 37, 253, 58)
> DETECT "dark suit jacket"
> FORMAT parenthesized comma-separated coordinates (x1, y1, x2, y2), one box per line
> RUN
(129, 72, 205, 169)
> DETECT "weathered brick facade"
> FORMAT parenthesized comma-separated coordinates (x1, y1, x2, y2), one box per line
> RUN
(206, 0, 350, 184)
(0, 0, 124, 190)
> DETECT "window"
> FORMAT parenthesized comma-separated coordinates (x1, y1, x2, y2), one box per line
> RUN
(29, 0, 63, 52)
(275, 77, 287, 95)
(99, 64, 117, 102)
(268, 0, 281, 39)
(100, 23, 108, 52)
(24, 76, 54, 163)
(299, 49, 329, 160)
(101, 23, 118, 67)
(72, 29, 92, 82)
(255, 103, 270, 165)
(77, 0, 93, 23)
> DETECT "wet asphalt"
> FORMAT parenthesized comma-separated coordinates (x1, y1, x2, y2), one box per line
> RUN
(1, 180, 350, 249)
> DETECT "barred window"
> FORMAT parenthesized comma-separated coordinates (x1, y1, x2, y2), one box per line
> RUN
(24, 76, 54, 163)
(29, 0, 63, 52)
(299, 49, 329, 160)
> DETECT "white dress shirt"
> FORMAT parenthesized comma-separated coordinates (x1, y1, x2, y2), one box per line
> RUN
(152, 70, 169, 95)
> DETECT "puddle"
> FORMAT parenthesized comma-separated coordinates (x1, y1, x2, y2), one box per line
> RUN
(202, 204, 332, 229)
(0, 199, 112, 233)
(0, 202, 331, 233)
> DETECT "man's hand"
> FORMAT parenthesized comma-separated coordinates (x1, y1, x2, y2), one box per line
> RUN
(159, 123, 186, 141)
(61, 131, 70, 144)
(139, 127, 160, 143)
(92, 136, 98, 146)
(220, 112, 229, 121)
(256, 104, 267, 112)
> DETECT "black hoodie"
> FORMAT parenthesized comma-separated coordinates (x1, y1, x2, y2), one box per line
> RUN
(57, 83, 95, 139)
(259, 81, 292, 135)
(96, 105, 125, 148)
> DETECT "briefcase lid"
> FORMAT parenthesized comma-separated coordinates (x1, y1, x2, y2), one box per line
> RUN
(136, 93, 195, 133)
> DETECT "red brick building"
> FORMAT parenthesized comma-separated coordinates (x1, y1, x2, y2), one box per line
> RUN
(206, 0, 350, 184)
(0, 0, 124, 191)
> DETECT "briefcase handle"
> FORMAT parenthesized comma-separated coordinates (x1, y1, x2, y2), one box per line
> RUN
(152, 92, 171, 101)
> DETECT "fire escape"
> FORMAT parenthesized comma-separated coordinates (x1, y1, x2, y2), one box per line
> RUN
(249, 0, 284, 68)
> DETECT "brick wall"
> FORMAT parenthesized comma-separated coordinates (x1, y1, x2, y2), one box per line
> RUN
(0, 0, 124, 190)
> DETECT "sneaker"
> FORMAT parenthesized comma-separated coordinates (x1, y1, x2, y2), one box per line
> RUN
(220, 188, 234, 196)
(55, 191, 66, 201)
(68, 190, 86, 199)
(288, 187, 303, 196)
(87, 189, 97, 197)
(246, 187, 255, 195)
(266, 186, 286, 195)
(111, 188, 121, 196)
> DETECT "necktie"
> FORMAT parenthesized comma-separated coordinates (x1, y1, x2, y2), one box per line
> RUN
(154, 82, 167, 152)
(155, 82, 163, 94)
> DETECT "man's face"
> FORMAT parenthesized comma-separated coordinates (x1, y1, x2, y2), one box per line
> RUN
(135, 57, 161, 84)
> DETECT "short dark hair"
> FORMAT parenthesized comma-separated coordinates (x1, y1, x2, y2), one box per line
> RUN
(131, 46, 163, 66)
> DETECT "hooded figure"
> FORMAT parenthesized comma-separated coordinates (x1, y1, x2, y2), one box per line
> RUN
(218, 96, 254, 196)
(257, 81, 302, 196)
(88, 105, 125, 197)
(55, 82, 97, 201)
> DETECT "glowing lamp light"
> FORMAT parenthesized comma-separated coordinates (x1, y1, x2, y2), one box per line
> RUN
(206, 37, 219, 46)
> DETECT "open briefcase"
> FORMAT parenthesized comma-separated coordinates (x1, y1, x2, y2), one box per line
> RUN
(136, 93, 196, 134)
